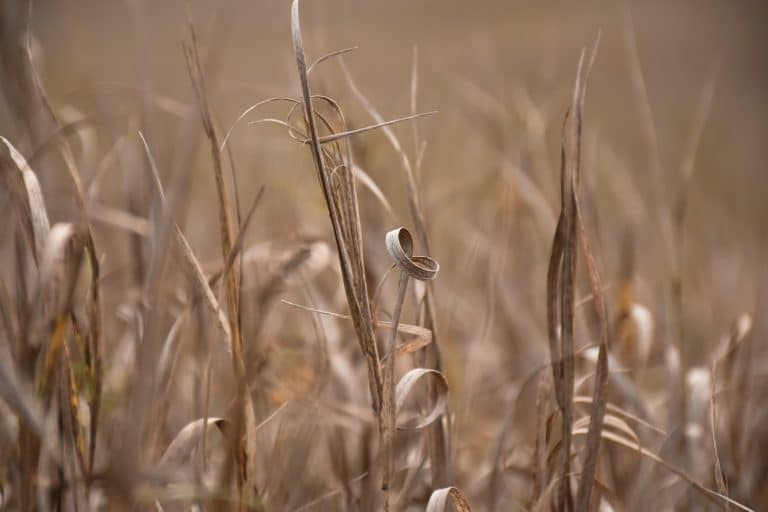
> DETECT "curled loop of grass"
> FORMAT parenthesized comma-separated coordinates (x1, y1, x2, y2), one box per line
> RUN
(385, 227, 439, 281)
(395, 368, 448, 430)
(381, 227, 441, 497)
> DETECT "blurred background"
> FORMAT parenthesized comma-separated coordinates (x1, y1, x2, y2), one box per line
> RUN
(20, 0, 768, 318)
(2, 0, 768, 510)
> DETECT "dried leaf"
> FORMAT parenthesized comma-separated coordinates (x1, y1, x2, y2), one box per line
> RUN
(158, 417, 228, 470)
(571, 429, 754, 511)
(0, 136, 50, 261)
(291, 0, 384, 418)
(426, 486, 472, 512)
(381, 227, 439, 492)
(395, 368, 448, 430)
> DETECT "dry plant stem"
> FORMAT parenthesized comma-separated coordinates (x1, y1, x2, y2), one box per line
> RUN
(565, 36, 612, 512)
(546, 146, 569, 507)
(559, 120, 580, 512)
(382, 270, 409, 496)
(381, 227, 440, 506)
(394, 440, 428, 510)
(533, 373, 551, 500)
(139, 132, 232, 348)
(291, 0, 384, 414)
(546, 50, 587, 512)
(573, 202, 609, 512)
(35, 224, 86, 508)
(183, 25, 256, 507)
(0, 5, 103, 495)
(1, 137, 50, 510)
(341, 55, 450, 487)
(182, 30, 242, 364)
(140, 126, 251, 508)
(149, 184, 263, 463)
(711, 361, 731, 510)
(570, 429, 753, 511)
(305, 112, 436, 145)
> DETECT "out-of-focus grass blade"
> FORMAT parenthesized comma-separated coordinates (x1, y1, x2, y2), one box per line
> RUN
(158, 417, 228, 470)
(0, 136, 51, 261)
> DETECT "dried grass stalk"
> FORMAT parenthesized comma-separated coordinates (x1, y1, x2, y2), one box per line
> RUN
(545, 51, 586, 511)
(182, 26, 259, 505)
(381, 227, 439, 494)
(340, 58, 451, 486)
(291, 0, 384, 418)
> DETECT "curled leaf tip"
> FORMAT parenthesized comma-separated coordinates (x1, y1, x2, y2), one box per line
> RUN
(385, 227, 439, 281)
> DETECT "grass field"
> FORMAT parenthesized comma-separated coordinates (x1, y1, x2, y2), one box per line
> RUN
(1, 1, 767, 510)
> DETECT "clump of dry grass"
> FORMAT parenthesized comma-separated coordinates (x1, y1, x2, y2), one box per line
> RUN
(0, 2, 766, 511)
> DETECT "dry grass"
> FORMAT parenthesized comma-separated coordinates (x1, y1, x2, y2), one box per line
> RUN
(0, 1, 767, 511)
